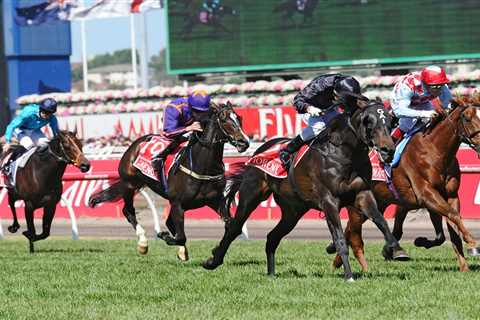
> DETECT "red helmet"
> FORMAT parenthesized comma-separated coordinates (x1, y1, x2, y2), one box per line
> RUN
(421, 66, 449, 85)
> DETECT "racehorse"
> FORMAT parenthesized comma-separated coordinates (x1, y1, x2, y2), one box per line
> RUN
(273, 0, 320, 27)
(89, 102, 249, 259)
(181, 4, 238, 37)
(329, 97, 480, 272)
(3, 131, 90, 253)
(203, 100, 408, 281)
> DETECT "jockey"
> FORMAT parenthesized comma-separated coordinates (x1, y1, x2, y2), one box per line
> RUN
(279, 74, 367, 169)
(3, 97, 59, 154)
(390, 65, 452, 141)
(202, 0, 221, 13)
(151, 90, 211, 175)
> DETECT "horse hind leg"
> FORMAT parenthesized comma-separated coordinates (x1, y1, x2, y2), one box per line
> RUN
(122, 188, 148, 255)
(7, 193, 20, 233)
(265, 204, 304, 277)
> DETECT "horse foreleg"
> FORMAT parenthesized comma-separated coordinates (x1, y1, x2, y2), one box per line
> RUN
(7, 192, 20, 233)
(122, 188, 148, 255)
(323, 196, 354, 282)
(418, 184, 480, 255)
(413, 210, 445, 249)
(355, 190, 409, 261)
(203, 173, 270, 270)
(22, 202, 36, 253)
(446, 217, 469, 272)
(159, 202, 186, 246)
(162, 212, 188, 262)
(265, 202, 305, 276)
(36, 202, 56, 241)
(333, 207, 368, 272)
(392, 205, 408, 241)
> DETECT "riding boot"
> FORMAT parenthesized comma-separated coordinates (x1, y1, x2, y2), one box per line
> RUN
(152, 139, 183, 176)
(279, 135, 306, 170)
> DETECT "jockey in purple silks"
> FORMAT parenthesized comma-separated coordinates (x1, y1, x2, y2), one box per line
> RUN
(151, 90, 211, 175)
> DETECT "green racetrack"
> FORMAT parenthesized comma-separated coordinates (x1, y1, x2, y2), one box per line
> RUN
(1, 239, 479, 319)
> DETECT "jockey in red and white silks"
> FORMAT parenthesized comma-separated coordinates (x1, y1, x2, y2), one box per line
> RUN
(390, 65, 452, 134)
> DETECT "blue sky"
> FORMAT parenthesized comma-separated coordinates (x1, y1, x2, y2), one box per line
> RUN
(70, 8, 166, 62)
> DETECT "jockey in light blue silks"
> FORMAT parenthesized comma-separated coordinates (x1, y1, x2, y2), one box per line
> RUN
(390, 65, 452, 141)
(3, 98, 59, 153)
(151, 90, 211, 176)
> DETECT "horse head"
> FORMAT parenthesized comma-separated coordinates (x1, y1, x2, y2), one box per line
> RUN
(51, 130, 91, 172)
(351, 99, 395, 163)
(450, 97, 480, 157)
(206, 101, 250, 153)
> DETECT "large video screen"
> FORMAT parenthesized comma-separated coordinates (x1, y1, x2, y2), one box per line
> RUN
(166, 0, 480, 74)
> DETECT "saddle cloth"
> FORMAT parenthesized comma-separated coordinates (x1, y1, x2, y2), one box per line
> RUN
(0, 147, 37, 187)
(246, 142, 309, 178)
(132, 136, 187, 181)
(371, 126, 423, 181)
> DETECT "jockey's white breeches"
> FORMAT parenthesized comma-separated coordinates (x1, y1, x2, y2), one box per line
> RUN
(14, 128, 49, 149)
(300, 109, 340, 141)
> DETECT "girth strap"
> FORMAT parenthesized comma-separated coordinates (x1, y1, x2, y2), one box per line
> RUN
(178, 164, 224, 181)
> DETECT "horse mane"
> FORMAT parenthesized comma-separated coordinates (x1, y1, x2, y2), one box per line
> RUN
(451, 92, 480, 107)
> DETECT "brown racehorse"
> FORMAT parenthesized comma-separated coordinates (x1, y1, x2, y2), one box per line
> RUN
(3, 131, 90, 253)
(89, 102, 249, 258)
(330, 97, 480, 272)
(203, 100, 408, 281)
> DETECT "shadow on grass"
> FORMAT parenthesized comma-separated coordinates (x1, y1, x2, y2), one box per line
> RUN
(430, 264, 480, 272)
(34, 248, 105, 254)
(230, 259, 264, 267)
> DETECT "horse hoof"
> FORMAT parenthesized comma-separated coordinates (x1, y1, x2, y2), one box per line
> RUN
(467, 247, 480, 257)
(393, 249, 410, 261)
(325, 242, 336, 254)
(157, 231, 170, 241)
(382, 246, 393, 260)
(202, 257, 221, 270)
(345, 277, 355, 283)
(137, 245, 148, 255)
(414, 237, 429, 248)
(177, 246, 189, 262)
(8, 225, 19, 233)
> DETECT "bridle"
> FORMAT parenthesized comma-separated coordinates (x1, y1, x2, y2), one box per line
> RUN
(48, 134, 82, 165)
(192, 106, 244, 149)
(457, 106, 480, 152)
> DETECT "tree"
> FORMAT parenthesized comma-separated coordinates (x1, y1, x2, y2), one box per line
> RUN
(149, 49, 177, 86)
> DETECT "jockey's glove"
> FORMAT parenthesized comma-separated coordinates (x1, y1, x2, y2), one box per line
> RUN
(307, 106, 324, 117)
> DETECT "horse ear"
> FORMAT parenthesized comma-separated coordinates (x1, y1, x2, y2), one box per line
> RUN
(226, 101, 232, 108)
(210, 102, 220, 113)
(357, 98, 370, 109)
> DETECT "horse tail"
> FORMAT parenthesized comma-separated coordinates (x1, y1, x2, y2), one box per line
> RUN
(219, 162, 248, 217)
(88, 179, 131, 208)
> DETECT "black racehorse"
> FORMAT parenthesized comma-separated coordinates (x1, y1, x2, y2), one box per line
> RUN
(203, 100, 410, 280)
(274, 0, 320, 27)
(89, 102, 249, 260)
(2, 131, 90, 253)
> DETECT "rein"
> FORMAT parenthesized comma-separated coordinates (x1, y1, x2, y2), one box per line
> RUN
(443, 106, 480, 150)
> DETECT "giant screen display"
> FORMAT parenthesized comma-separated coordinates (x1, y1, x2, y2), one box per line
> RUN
(167, 0, 480, 74)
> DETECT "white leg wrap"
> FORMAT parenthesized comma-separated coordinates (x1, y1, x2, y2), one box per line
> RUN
(136, 225, 148, 247)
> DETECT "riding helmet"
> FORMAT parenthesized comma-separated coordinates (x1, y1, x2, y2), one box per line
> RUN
(421, 65, 449, 85)
(39, 97, 57, 114)
(188, 90, 211, 112)
(334, 76, 361, 96)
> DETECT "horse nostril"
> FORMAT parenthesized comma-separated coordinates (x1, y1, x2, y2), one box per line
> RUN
(80, 164, 90, 172)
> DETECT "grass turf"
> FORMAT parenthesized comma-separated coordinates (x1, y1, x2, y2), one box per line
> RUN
(0, 239, 479, 319)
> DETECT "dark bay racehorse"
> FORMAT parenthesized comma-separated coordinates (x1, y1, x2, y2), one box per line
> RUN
(330, 97, 480, 272)
(3, 131, 90, 253)
(203, 100, 407, 281)
(89, 102, 249, 259)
